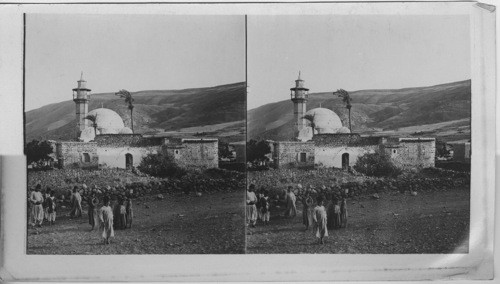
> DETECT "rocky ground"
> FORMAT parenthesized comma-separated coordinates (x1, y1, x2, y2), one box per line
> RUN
(28, 191, 245, 254)
(246, 189, 470, 254)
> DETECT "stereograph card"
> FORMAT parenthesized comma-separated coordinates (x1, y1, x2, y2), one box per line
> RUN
(0, 1, 496, 282)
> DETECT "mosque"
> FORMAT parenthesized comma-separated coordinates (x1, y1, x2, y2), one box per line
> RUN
(54, 75, 219, 169)
(271, 73, 436, 170)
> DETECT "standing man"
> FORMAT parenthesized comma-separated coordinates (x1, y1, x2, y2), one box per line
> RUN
(285, 186, 297, 218)
(246, 184, 258, 228)
(30, 184, 44, 227)
(70, 186, 83, 218)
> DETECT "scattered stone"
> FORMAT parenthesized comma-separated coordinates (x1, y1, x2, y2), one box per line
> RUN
(372, 193, 380, 199)
(411, 191, 418, 196)
(157, 194, 164, 200)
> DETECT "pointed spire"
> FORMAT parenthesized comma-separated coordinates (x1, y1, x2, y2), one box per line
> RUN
(80, 71, 83, 81)
(298, 71, 301, 80)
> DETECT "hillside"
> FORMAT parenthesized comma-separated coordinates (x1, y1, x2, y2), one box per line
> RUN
(248, 80, 471, 142)
(26, 82, 246, 143)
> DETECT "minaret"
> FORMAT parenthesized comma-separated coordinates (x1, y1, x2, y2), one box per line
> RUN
(290, 71, 309, 139)
(72, 72, 91, 139)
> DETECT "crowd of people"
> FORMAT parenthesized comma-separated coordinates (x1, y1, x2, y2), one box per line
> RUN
(28, 183, 134, 245)
(246, 183, 348, 244)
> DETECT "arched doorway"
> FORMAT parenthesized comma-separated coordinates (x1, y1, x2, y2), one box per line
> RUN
(125, 153, 133, 169)
(341, 153, 349, 170)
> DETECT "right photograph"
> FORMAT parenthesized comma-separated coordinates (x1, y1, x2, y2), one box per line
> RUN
(246, 15, 471, 254)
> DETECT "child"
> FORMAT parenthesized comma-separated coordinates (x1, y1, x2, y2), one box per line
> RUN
(259, 189, 270, 225)
(256, 187, 264, 222)
(333, 199, 341, 229)
(99, 196, 114, 245)
(340, 197, 348, 228)
(301, 190, 314, 231)
(119, 199, 127, 230)
(27, 188, 34, 227)
(125, 198, 133, 229)
(313, 196, 328, 244)
(327, 193, 341, 230)
(46, 190, 57, 225)
(42, 188, 51, 222)
(113, 196, 121, 230)
(87, 192, 99, 231)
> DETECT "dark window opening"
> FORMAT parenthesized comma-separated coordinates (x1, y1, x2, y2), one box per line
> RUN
(82, 153, 90, 163)
(125, 153, 133, 170)
(342, 153, 349, 170)
(299, 152, 307, 163)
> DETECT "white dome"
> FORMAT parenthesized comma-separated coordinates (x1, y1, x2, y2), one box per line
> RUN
(119, 127, 133, 134)
(305, 108, 343, 134)
(86, 108, 124, 134)
(337, 126, 351, 134)
(79, 127, 100, 142)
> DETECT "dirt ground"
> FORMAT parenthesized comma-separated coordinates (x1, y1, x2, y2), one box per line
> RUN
(246, 189, 470, 254)
(27, 191, 245, 254)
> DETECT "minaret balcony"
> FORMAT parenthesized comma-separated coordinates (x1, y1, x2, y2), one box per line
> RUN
(73, 92, 91, 101)
(290, 90, 309, 100)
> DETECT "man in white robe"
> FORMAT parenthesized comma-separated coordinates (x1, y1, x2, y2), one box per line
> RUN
(30, 184, 44, 227)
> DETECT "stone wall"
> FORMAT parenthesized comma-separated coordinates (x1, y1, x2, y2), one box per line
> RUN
(313, 134, 382, 147)
(97, 146, 160, 169)
(384, 138, 435, 170)
(449, 142, 471, 163)
(273, 141, 315, 168)
(166, 139, 219, 168)
(231, 143, 246, 163)
(56, 142, 98, 169)
(95, 134, 163, 147)
(57, 135, 218, 170)
(315, 145, 378, 168)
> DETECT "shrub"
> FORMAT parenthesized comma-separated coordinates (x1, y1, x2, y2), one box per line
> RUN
(25, 140, 54, 169)
(137, 149, 186, 178)
(354, 152, 401, 177)
(246, 139, 271, 164)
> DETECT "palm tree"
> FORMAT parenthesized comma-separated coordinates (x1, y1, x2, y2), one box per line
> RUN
(333, 89, 352, 132)
(115, 89, 135, 133)
(303, 113, 316, 137)
(84, 114, 98, 137)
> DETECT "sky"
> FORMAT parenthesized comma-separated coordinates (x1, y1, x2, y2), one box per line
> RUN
(26, 14, 245, 111)
(247, 15, 470, 110)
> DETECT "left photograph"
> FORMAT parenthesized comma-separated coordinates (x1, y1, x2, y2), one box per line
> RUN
(24, 14, 246, 254)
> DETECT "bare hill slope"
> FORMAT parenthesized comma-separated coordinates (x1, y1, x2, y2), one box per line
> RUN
(248, 80, 470, 142)
(26, 82, 246, 143)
